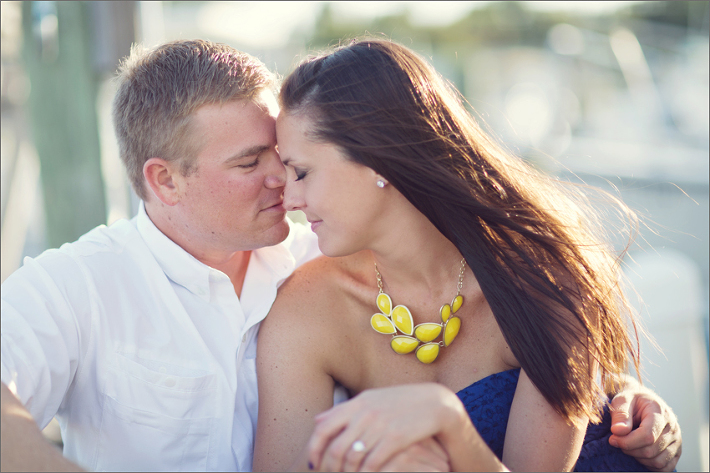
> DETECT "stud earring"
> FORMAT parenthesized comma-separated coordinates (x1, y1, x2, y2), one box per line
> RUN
(376, 179, 387, 188)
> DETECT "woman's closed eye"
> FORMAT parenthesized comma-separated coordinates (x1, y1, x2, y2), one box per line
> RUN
(294, 167, 309, 181)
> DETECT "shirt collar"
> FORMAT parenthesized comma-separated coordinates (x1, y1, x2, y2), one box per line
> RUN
(136, 202, 297, 302)
(136, 202, 213, 301)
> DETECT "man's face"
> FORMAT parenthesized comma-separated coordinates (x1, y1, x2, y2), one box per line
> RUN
(171, 94, 289, 259)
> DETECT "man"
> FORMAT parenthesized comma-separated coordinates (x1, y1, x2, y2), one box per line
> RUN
(1, 40, 682, 472)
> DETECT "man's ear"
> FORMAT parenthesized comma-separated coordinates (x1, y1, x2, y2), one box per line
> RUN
(144, 158, 180, 206)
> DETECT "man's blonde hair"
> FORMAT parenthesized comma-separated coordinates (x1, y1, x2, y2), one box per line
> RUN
(112, 39, 276, 200)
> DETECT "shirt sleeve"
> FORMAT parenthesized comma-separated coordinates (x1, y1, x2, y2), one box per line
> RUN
(1, 249, 92, 428)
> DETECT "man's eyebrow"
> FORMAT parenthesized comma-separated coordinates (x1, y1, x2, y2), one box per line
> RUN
(224, 145, 270, 164)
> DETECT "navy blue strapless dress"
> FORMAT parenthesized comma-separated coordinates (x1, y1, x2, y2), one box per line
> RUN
(455, 369, 649, 471)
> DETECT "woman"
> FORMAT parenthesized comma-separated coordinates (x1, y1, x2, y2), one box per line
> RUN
(254, 39, 656, 471)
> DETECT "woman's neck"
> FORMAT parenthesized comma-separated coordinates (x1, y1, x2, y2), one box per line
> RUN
(368, 210, 468, 297)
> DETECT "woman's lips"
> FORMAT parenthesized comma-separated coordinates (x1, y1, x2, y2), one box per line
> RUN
(309, 220, 322, 232)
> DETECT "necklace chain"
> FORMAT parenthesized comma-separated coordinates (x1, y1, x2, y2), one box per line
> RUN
(375, 258, 466, 295)
(456, 258, 466, 295)
(375, 264, 384, 294)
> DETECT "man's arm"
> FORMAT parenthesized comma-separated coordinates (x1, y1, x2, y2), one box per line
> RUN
(1, 383, 82, 472)
(609, 377, 682, 472)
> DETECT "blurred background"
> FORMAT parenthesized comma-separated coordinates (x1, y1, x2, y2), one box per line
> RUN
(1, 1, 708, 470)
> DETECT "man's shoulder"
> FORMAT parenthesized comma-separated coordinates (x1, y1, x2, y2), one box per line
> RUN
(4, 218, 148, 289)
(0, 218, 158, 342)
(70, 218, 141, 256)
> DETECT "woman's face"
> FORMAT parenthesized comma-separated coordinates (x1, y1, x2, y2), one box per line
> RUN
(276, 112, 388, 257)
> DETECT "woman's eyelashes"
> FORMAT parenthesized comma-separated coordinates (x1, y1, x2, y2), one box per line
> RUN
(294, 167, 308, 181)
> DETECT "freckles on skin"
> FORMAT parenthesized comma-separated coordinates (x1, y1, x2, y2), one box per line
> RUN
(166, 98, 287, 255)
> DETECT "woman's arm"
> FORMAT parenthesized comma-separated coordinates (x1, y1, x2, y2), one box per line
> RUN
(307, 370, 588, 472)
(307, 383, 506, 472)
(254, 262, 454, 473)
(502, 369, 587, 471)
(253, 275, 338, 472)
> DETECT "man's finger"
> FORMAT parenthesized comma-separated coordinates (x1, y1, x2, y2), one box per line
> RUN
(635, 440, 680, 472)
(615, 419, 671, 456)
(609, 393, 635, 439)
(618, 423, 680, 472)
(366, 440, 450, 473)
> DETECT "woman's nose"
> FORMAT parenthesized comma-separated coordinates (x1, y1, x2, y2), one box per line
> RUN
(283, 180, 304, 211)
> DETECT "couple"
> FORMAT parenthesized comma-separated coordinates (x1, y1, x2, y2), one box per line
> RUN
(0, 39, 680, 472)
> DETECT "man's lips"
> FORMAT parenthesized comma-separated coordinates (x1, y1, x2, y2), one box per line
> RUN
(262, 201, 285, 212)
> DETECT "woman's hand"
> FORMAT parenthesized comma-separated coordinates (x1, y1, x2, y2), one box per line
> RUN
(306, 383, 464, 472)
(609, 384, 682, 471)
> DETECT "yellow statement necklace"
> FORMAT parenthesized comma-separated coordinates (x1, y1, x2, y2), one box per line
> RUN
(370, 258, 466, 364)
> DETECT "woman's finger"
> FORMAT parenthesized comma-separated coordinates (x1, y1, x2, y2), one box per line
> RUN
(341, 434, 386, 472)
(309, 385, 455, 471)
(319, 414, 377, 472)
(308, 420, 346, 471)
(308, 400, 367, 470)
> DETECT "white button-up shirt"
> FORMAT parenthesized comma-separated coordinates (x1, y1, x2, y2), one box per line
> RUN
(1, 204, 320, 471)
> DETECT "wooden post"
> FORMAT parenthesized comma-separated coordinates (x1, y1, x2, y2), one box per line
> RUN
(22, 1, 107, 248)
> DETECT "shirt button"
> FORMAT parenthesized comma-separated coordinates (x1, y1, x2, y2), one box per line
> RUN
(165, 377, 177, 388)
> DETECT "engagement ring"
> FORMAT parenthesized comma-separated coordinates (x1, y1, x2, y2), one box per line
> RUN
(351, 440, 366, 453)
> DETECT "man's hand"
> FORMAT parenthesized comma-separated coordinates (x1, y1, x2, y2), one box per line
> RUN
(1, 383, 83, 472)
(376, 438, 450, 472)
(609, 383, 681, 472)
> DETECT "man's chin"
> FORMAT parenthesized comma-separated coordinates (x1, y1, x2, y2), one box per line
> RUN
(262, 219, 290, 247)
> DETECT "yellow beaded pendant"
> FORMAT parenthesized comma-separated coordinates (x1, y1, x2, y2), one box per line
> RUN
(370, 258, 466, 364)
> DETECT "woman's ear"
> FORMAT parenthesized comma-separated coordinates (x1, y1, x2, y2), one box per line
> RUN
(144, 158, 180, 206)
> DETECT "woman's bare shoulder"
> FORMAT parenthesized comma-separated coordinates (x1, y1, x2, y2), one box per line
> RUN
(261, 252, 374, 380)
(278, 251, 372, 302)
(269, 251, 374, 324)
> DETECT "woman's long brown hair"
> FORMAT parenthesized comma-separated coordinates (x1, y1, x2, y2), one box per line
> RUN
(279, 39, 640, 423)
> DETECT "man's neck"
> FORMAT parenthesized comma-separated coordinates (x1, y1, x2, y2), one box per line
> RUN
(209, 251, 252, 298)
(145, 202, 253, 298)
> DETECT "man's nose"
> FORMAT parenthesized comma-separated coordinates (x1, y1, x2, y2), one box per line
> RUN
(263, 152, 286, 189)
